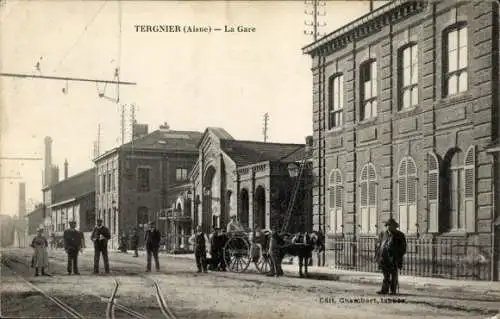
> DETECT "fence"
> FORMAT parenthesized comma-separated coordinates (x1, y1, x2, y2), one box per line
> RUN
(326, 236, 492, 281)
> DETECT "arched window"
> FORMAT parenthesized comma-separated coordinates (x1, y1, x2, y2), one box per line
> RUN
(328, 169, 343, 234)
(360, 163, 377, 234)
(427, 152, 440, 233)
(463, 145, 476, 232)
(398, 156, 418, 234)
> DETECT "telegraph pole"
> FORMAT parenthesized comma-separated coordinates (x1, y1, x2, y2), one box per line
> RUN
(304, 0, 327, 41)
(263, 113, 269, 142)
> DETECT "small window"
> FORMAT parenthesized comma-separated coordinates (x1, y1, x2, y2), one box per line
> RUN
(399, 44, 419, 109)
(360, 60, 378, 121)
(137, 167, 150, 192)
(443, 24, 468, 97)
(102, 174, 106, 193)
(176, 168, 188, 181)
(328, 74, 344, 129)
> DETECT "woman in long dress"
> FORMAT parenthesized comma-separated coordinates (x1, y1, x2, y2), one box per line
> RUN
(31, 228, 49, 276)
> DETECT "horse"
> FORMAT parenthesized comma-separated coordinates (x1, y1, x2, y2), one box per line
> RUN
(280, 231, 325, 278)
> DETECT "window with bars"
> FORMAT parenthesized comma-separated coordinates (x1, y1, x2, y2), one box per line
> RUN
(399, 44, 419, 109)
(137, 167, 150, 192)
(328, 169, 343, 234)
(137, 206, 149, 227)
(359, 163, 377, 234)
(360, 60, 378, 121)
(176, 168, 189, 181)
(398, 157, 418, 234)
(443, 24, 468, 97)
(328, 74, 344, 129)
(427, 152, 440, 233)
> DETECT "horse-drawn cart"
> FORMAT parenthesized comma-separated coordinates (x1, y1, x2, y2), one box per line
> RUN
(223, 231, 273, 274)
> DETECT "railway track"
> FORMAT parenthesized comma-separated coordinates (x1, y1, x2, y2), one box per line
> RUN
(2, 255, 177, 319)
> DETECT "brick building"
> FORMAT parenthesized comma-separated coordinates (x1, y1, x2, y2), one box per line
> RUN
(26, 204, 45, 236)
(303, 0, 500, 280)
(94, 126, 202, 248)
(190, 128, 313, 234)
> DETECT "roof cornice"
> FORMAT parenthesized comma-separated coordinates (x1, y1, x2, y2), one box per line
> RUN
(302, 0, 426, 56)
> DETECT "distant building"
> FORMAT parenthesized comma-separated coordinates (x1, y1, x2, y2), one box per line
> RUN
(93, 125, 203, 249)
(26, 204, 44, 236)
(48, 168, 96, 236)
(0, 214, 14, 247)
(190, 127, 313, 234)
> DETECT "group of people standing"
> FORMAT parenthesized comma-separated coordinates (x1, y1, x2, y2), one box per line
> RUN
(29, 219, 163, 276)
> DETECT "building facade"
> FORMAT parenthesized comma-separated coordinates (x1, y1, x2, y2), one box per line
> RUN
(304, 0, 500, 280)
(190, 128, 312, 234)
(94, 127, 202, 248)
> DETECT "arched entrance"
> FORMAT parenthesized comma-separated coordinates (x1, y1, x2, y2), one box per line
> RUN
(254, 186, 266, 229)
(240, 189, 249, 228)
(202, 166, 217, 233)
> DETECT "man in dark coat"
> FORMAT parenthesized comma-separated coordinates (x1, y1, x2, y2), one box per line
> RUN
(218, 229, 228, 271)
(267, 228, 285, 277)
(375, 218, 407, 295)
(144, 221, 162, 272)
(91, 219, 111, 274)
(63, 221, 84, 275)
(189, 225, 209, 273)
(209, 227, 220, 271)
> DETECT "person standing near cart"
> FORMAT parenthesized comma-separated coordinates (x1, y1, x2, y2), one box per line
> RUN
(91, 219, 111, 274)
(189, 225, 209, 273)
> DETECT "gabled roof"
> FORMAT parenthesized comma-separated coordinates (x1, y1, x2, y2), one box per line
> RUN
(196, 127, 234, 148)
(220, 139, 306, 166)
(51, 168, 95, 203)
(121, 129, 203, 152)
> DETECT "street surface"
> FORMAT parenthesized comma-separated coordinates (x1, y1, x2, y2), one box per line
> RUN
(1, 247, 499, 318)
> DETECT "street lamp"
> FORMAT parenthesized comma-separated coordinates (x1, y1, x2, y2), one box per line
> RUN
(204, 187, 211, 196)
(287, 162, 300, 178)
(186, 190, 193, 200)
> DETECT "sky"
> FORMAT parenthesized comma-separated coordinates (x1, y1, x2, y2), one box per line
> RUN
(0, 0, 388, 216)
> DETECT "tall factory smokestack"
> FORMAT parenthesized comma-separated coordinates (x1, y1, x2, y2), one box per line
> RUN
(18, 182, 26, 219)
(44, 136, 52, 186)
(64, 159, 68, 180)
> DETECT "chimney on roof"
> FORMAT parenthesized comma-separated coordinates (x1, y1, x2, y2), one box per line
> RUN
(305, 136, 313, 155)
(369, 0, 373, 12)
(159, 122, 170, 130)
(64, 159, 68, 180)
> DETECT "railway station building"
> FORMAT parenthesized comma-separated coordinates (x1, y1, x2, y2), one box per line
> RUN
(303, 0, 500, 280)
(189, 127, 313, 235)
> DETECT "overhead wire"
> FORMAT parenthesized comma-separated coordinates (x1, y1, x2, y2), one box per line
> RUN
(52, 1, 108, 73)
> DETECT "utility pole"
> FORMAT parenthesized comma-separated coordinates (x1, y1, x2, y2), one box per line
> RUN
(121, 104, 126, 145)
(263, 113, 269, 142)
(304, 0, 327, 41)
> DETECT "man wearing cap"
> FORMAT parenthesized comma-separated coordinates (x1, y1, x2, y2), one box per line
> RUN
(63, 221, 85, 275)
(375, 218, 407, 295)
(226, 215, 244, 233)
(144, 221, 162, 272)
(91, 219, 111, 274)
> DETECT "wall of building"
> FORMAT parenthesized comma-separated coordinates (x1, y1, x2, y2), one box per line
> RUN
(311, 1, 498, 266)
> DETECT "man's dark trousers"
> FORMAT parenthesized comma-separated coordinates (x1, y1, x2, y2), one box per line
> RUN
(381, 266, 399, 294)
(94, 242, 110, 273)
(67, 249, 79, 274)
(146, 248, 160, 271)
(195, 250, 207, 272)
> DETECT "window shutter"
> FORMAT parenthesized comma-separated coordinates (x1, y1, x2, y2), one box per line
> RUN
(329, 186, 336, 209)
(369, 207, 377, 234)
(361, 207, 369, 234)
(464, 145, 476, 233)
(336, 208, 343, 233)
(408, 204, 417, 233)
(399, 205, 408, 233)
(368, 181, 376, 206)
(360, 182, 368, 206)
(329, 210, 336, 233)
(427, 152, 440, 233)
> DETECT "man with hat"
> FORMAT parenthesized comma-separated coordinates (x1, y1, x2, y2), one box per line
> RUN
(144, 221, 162, 272)
(375, 217, 407, 295)
(226, 215, 244, 233)
(91, 219, 111, 274)
(63, 220, 85, 275)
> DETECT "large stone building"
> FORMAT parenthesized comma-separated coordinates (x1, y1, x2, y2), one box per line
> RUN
(190, 128, 313, 234)
(303, 0, 500, 279)
(94, 125, 202, 248)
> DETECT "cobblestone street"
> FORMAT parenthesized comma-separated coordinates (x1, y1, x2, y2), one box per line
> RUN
(1, 248, 499, 318)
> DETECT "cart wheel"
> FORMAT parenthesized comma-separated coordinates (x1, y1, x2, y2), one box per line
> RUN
(255, 253, 272, 274)
(224, 237, 251, 273)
